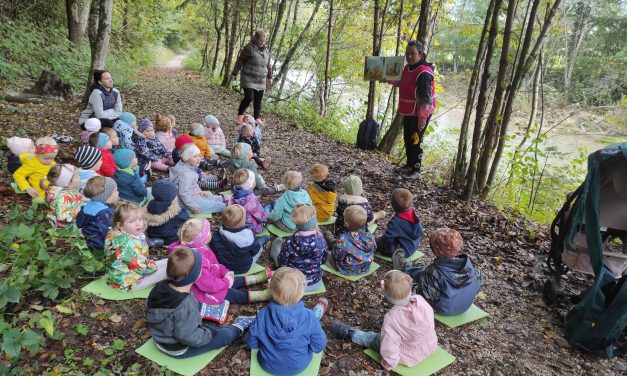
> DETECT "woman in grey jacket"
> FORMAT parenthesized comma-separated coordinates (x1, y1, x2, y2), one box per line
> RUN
(231, 30, 272, 124)
(79, 70, 123, 129)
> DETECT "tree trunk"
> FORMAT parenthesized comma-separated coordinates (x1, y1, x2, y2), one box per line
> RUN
(268, 0, 288, 54)
(222, 0, 240, 87)
(272, 0, 294, 71)
(122, 0, 131, 40)
(319, 0, 334, 117)
(461, 0, 502, 200)
(453, 0, 495, 187)
(416, 0, 432, 46)
(212, 1, 227, 74)
(366, 0, 380, 118)
(201, 30, 211, 70)
(474, 0, 517, 193)
(65, 0, 91, 45)
(564, 2, 590, 89)
(377, 112, 403, 153)
(250, 0, 256, 38)
(82, 0, 113, 104)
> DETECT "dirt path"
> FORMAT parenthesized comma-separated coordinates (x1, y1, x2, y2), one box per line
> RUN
(0, 68, 624, 375)
(162, 54, 187, 70)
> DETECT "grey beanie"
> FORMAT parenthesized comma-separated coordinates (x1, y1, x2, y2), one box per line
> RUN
(91, 177, 117, 203)
(343, 175, 363, 196)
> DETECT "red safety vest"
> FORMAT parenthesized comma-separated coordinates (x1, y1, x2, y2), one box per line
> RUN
(398, 64, 436, 116)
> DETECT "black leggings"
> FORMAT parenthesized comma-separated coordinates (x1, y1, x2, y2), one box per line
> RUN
(402, 114, 431, 171)
(238, 88, 264, 119)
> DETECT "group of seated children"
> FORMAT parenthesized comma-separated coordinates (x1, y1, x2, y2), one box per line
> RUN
(7, 120, 483, 373)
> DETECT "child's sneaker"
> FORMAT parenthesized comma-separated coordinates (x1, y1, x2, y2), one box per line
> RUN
(330, 321, 354, 340)
(311, 297, 329, 320)
(232, 315, 256, 333)
(392, 249, 406, 271)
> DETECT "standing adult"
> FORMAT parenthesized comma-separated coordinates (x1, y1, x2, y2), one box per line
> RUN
(389, 41, 436, 179)
(231, 30, 272, 125)
(79, 70, 123, 129)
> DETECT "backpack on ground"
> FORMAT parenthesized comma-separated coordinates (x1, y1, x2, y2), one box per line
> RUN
(356, 116, 379, 150)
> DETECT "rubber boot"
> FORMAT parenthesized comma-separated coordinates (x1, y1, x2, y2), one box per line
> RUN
(244, 267, 272, 286)
(248, 289, 272, 303)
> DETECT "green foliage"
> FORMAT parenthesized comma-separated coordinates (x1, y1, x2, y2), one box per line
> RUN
(0, 202, 105, 360)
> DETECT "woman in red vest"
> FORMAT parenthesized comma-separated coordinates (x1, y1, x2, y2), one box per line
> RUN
(389, 41, 435, 179)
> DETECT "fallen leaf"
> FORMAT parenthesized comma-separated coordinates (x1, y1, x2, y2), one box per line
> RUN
(109, 314, 122, 323)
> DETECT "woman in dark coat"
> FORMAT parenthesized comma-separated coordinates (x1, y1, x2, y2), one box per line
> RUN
(231, 30, 272, 125)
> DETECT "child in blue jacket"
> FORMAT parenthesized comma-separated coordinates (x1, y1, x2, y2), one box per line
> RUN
(268, 171, 312, 232)
(76, 176, 118, 253)
(113, 149, 148, 204)
(376, 188, 424, 258)
(399, 227, 484, 316)
(247, 267, 328, 376)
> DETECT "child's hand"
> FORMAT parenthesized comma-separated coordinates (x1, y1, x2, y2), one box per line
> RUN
(24, 188, 39, 198)
(225, 272, 235, 287)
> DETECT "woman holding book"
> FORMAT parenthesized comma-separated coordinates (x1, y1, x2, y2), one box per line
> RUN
(387, 41, 436, 179)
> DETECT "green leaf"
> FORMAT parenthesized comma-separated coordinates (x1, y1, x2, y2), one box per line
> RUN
(104, 348, 114, 356)
(112, 339, 124, 351)
(55, 304, 73, 315)
(38, 317, 54, 337)
(20, 329, 41, 353)
(1, 328, 22, 357)
(0, 281, 21, 309)
(38, 284, 59, 300)
(15, 224, 35, 241)
(83, 357, 94, 367)
(75, 324, 89, 336)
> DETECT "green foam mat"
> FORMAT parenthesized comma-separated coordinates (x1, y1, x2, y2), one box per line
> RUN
(10, 182, 23, 193)
(235, 263, 266, 277)
(364, 347, 455, 376)
(190, 212, 213, 219)
(434, 304, 489, 328)
(266, 224, 294, 238)
(303, 281, 326, 296)
(375, 251, 424, 262)
(256, 229, 270, 237)
(322, 262, 380, 281)
(136, 338, 225, 376)
(220, 190, 233, 197)
(81, 276, 152, 300)
(10, 182, 45, 204)
(318, 216, 337, 226)
(250, 349, 322, 376)
(368, 224, 377, 233)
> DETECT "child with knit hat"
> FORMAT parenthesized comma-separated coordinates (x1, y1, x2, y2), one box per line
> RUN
(133, 117, 173, 173)
(209, 204, 270, 274)
(145, 179, 190, 245)
(376, 188, 424, 259)
(113, 112, 138, 150)
(146, 247, 256, 359)
(101, 127, 119, 149)
(247, 267, 328, 376)
(13, 136, 58, 199)
(268, 171, 312, 233)
(41, 164, 85, 227)
(227, 169, 267, 234)
(270, 204, 327, 291)
(400, 227, 484, 316)
(155, 114, 177, 152)
(324, 205, 376, 275)
(89, 132, 117, 177)
(334, 175, 385, 236)
(224, 143, 272, 194)
(168, 218, 272, 305)
(237, 123, 270, 169)
(188, 122, 212, 160)
(77, 176, 118, 252)
(113, 148, 148, 204)
(169, 144, 226, 214)
(203, 115, 230, 157)
(330, 270, 438, 370)
(6, 136, 35, 174)
(74, 145, 102, 193)
(81, 118, 102, 145)
(307, 163, 336, 222)
(172, 135, 226, 190)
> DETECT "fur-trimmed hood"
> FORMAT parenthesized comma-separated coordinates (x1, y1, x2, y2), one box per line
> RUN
(338, 193, 368, 205)
(145, 197, 184, 226)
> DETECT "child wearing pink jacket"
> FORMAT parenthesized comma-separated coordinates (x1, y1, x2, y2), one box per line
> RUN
(330, 270, 437, 370)
(167, 218, 271, 305)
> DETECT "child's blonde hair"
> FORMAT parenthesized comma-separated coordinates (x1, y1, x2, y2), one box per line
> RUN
(282, 171, 302, 190)
(35, 136, 58, 148)
(292, 203, 316, 227)
(343, 205, 367, 231)
(178, 218, 205, 243)
(155, 114, 172, 132)
(270, 267, 306, 305)
(113, 202, 144, 230)
(239, 124, 254, 137)
(230, 143, 245, 159)
(242, 115, 255, 126)
(383, 270, 412, 302)
(101, 127, 116, 138)
(189, 122, 203, 133)
(309, 164, 329, 183)
(222, 204, 246, 229)
(84, 175, 105, 198)
(232, 169, 250, 186)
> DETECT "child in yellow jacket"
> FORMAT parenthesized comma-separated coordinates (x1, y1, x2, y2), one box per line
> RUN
(13, 136, 58, 198)
(189, 122, 212, 159)
(307, 164, 336, 222)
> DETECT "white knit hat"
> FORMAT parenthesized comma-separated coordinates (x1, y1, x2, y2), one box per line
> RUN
(84, 118, 102, 132)
(7, 137, 35, 156)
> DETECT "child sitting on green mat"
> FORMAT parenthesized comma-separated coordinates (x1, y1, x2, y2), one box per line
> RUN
(335, 175, 385, 235)
(398, 227, 484, 316)
(330, 270, 437, 370)
(323, 205, 376, 275)
(247, 267, 328, 375)
(146, 246, 256, 358)
(227, 169, 268, 234)
(267, 171, 313, 233)
(376, 188, 424, 259)
(307, 163, 336, 222)
(270, 204, 327, 292)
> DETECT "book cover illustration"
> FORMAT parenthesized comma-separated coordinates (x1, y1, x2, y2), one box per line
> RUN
(200, 300, 230, 324)
(364, 56, 405, 81)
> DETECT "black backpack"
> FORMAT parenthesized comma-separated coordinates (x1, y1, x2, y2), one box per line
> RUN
(356, 116, 379, 150)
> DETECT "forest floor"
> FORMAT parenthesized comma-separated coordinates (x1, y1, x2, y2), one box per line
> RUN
(0, 65, 625, 375)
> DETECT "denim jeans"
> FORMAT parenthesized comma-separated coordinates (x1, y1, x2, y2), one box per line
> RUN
(225, 277, 248, 304)
(251, 236, 270, 264)
(351, 329, 381, 350)
(196, 195, 226, 214)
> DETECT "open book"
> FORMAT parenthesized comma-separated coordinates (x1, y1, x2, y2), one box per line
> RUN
(364, 56, 405, 81)
(200, 300, 230, 324)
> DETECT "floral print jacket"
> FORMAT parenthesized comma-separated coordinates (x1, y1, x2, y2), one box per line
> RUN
(45, 187, 86, 227)
(332, 229, 376, 275)
(104, 230, 157, 290)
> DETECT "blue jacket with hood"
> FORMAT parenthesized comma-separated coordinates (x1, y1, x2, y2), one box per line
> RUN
(247, 300, 326, 375)
(76, 201, 115, 251)
(269, 188, 312, 230)
(210, 226, 262, 274)
(380, 209, 424, 257)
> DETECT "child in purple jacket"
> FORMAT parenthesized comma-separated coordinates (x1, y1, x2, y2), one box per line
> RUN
(226, 169, 267, 234)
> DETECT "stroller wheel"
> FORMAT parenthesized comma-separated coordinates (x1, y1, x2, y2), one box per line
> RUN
(543, 278, 562, 305)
